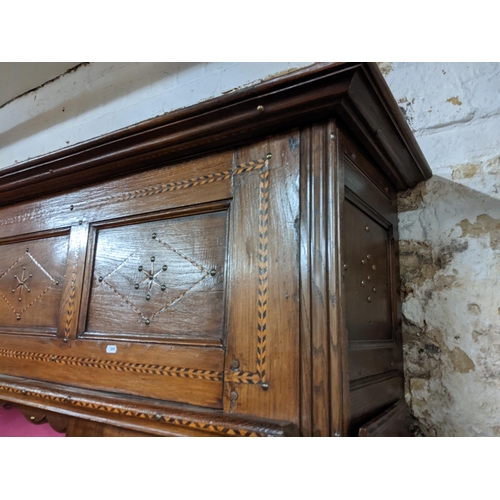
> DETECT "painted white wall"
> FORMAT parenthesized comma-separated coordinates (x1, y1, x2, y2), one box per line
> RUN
(0, 62, 312, 170)
(380, 63, 500, 436)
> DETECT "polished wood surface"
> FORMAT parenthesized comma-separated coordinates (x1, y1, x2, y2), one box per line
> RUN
(0, 63, 428, 436)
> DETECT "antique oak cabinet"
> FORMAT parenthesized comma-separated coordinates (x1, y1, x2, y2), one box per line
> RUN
(0, 63, 431, 437)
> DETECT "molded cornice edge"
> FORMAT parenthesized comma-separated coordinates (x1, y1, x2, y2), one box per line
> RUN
(0, 62, 431, 206)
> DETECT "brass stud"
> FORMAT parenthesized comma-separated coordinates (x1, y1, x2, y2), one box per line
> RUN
(330, 133, 336, 140)
(161, 285, 166, 291)
(50, 356, 56, 362)
(361, 259, 366, 265)
(70, 205, 74, 211)
(145, 319, 151, 326)
(367, 275, 371, 281)
(55, 281, 59, 285)
(154, 413, 162, 421)
(21, 389, 27, 395)
(23, 266, 26, 270)
(30, 416, 35, 421)
(367, 254, 371, 260)
(11, 289, 15, 293)
(149, 275, 153, 280)
(63, 338, 68, 343)
(26, 248, 29, 253)
(231, 359, 240, 371)
(162, 265, 168, 271)
(372, 287, 377, 293)
(29, 274, 33, 278)
(152, 233, 157, 239)
(257, 105, 264, 113)
(361, 281, 365, 286)
(210, 269, 216, 276)
(229, 390, 238, 401)
(27, 288, 31, 293)
(16, 315, 21, 321)
(343, 264, 348, 271)
(18, 297, 22, 301)
(151, 256, 155, 262)
(79, 220, 83, 225)
(266, 153, 272, 159)
(367, 296, 372, 303)
(98, 276, 103, 282)
(372, 265, 377, 270)
(365, 226, 370, 232)
(138, 266, 143, 272)
(261, 383, 269, 391)
(146, 294, 151, 301)
(134, 284, 139, 289)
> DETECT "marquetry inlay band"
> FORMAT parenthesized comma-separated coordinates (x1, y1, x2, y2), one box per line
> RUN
(0, 384, 264, 436)
(0, 349, 223, 381)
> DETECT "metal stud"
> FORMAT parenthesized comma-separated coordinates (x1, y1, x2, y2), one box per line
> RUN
(343, 264, 348, 271)
(231, 359, 240, 371)
(230, 390, 238, 401)
(161, 285, 166, 291)
(367, 254, 371, 260)
(30, 416, 35, 422)
(152, 233, 157, 239)
(361, 259, 366, 265)
(70, 205, 74, 211)
(372, 287, 377, 293)
(367, 275, 371, 281)
(162, 265, 168, 271)
(18, 297, 21, 301)
(21, 389, 27, 395)
(149, 275, 153, 280)
(261, 383, 269, 391)
(55, 281, 59, 285)
(29, 274, 33, 278)
(134, 284, 139, 289)
(16, 315, 21, 321)
(266, 153, 272, 159)
(98, 276, 103, 282)
(145, 319, 150, 326)
(50, 356, 56, 362)
(330, 133, 336, 140)
(63, 338, 68, 343)
(367, 296, 372, 303)
(361, 281, 365, 286)
(372, 265, 377, 270)
(154, 413, 162, 421)
(26, 248, 29, 253)
(146, 294, 151, 301)
(138, 266, 143, 272)
(151, 256, 155, 262)
(27, 288, 31, 293)
(210, 269, 216, 276)
(11, 289, 14, 293)
(365, 226, 370, 232)
(257, 105, 264, 113)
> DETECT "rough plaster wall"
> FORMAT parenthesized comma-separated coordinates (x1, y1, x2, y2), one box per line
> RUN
(380, 63, 500, 436)
(0, 62, 312, 170)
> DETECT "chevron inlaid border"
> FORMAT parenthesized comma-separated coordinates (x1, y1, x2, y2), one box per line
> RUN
(0, 384, 263, 436)
(0, 349, 223, 381)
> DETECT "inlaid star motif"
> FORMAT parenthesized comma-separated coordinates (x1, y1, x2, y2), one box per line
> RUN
(12, 266, 33, 302)
(135, 257, 168, 300)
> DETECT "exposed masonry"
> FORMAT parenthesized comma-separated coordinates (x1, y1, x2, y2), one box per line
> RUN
(380, 63, 500, 436)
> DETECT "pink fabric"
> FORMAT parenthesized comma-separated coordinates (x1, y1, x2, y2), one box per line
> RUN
(0, 405, 65, 437)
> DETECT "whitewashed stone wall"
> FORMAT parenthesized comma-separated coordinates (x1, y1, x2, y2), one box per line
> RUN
(380, 63, 500, 436)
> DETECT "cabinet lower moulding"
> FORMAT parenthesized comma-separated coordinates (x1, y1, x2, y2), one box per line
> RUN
(0, 375, 298, 437)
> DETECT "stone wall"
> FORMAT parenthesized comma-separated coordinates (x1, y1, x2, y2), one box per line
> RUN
(380, 63, 500, 436)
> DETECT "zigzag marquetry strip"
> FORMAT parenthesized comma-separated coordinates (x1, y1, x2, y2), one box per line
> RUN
(256, 160, 270, 383)
(71, 159, 267, 210)
(64, 247, 79, 339)
(0, 384, 263, 436)
(0, 349, 223, 381)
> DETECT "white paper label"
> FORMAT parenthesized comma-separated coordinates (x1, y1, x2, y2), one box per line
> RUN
(106, 345, 117, 354)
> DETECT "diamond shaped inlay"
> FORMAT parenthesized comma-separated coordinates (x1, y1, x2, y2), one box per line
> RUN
(0, 249, 59, 320)
(95, 234, 212, 325)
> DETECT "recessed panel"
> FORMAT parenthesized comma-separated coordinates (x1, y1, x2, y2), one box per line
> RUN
(344, 199, 392, 341)
(86, 210, 227, 343)
(0, 235, 69, 332)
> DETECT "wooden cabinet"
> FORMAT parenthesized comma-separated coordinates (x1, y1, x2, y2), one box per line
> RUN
(0, 63, 431, 436)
